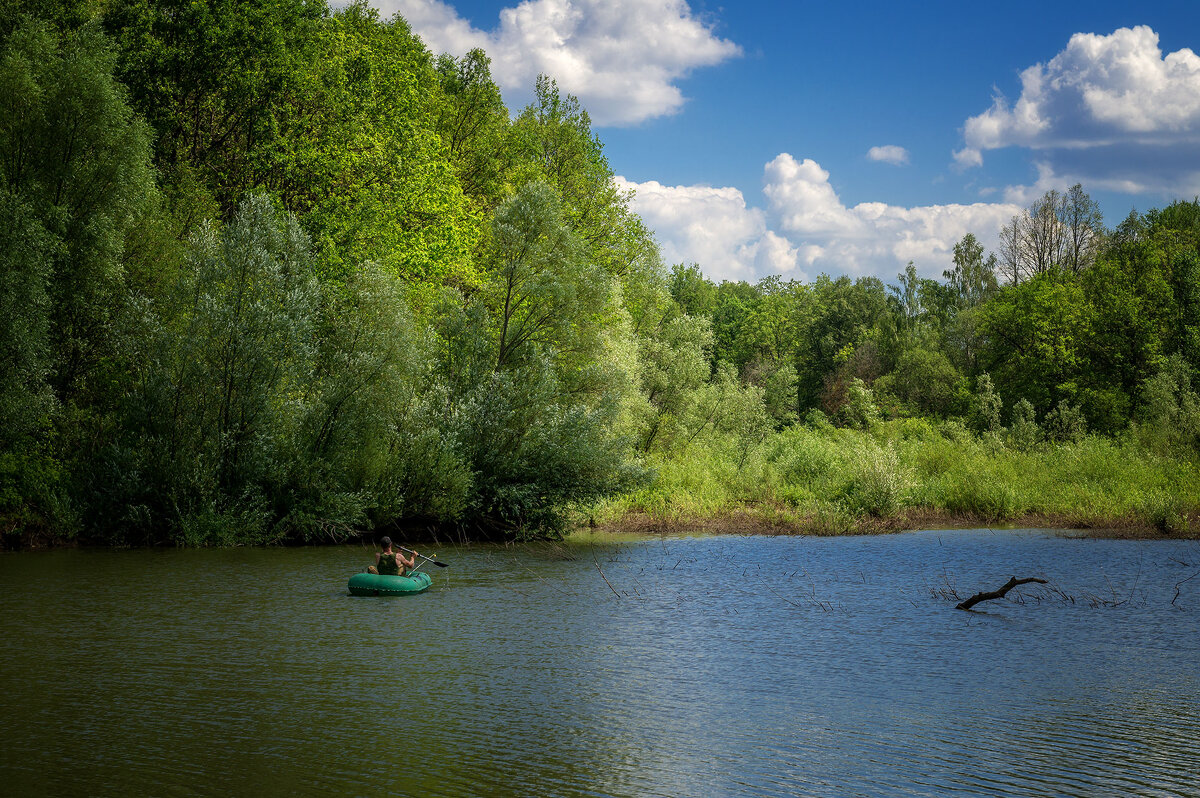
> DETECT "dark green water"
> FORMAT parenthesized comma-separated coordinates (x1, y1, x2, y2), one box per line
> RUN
(3, 530, 1200, 797)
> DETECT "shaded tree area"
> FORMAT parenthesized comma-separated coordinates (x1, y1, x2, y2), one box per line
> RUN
(2, 2, 1198, 547)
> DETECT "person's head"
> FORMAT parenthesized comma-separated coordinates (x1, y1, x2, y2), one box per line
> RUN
(380, 536, 393, 551)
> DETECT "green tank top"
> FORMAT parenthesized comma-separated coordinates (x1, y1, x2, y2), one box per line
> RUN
(378, 552, 400, 575)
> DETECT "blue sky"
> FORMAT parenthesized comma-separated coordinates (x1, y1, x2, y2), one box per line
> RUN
(369, 0, 1200, 283)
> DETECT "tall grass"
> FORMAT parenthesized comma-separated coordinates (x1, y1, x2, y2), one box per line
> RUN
(592, 419, 1199, 535)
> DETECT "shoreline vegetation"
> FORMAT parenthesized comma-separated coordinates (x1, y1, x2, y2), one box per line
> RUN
(584, 420, 1198, 541)
(2, 4, 1198, 550)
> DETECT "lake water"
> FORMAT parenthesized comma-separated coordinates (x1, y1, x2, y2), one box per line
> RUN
(3, 529, 1200, 797)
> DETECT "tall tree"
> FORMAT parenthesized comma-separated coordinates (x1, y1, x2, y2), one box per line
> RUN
(0, 20, 156, 403)
(435, 48, 511, 209)
(1062, 183, 1104, 273)
(999, 185, 1103, 282)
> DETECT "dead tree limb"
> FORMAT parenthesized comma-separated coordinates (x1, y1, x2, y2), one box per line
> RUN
(956, 576, 1048, 611)
(592, 550, 622, 599)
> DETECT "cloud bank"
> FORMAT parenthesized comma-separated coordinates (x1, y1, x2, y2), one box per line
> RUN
(621, 155, 1021, 283)
(378, 0, 740, 125)
(956, 25, 1200, 195)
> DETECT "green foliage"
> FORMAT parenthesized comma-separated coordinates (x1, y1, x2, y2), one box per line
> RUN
(0, 193, 53, 448)
(978, 270, 1090, 414)
(0, 20, 155, 402)
(439, 311, 644, 536)
(113, 195, 321, 543)
(1043, 400, 1087, 444)
(4, 3, 1200, 547)
(296, 3, 478, 284)
(1135, 354, 1200, 455)
(669, 263, 717, 317)
(939, 470, 1022, 521)
(635, 314, 713, 452)
(435, 48, 510, 208)
(837, 377, 879, 430)
(839, 442, 907, 517)
(510, 76, 647, 280)
(1008, 398, 1041, 451)
(103, 0, 324, 212)
(301, 263, 471, 530)
(971, 373, 1003, 434)
(484, 180, 611, 377)
(880, 347, 968, 417)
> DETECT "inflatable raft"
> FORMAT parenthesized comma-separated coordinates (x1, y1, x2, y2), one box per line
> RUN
(348, 570, 433, 596)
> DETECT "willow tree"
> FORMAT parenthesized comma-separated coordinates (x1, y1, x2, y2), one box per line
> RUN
(438, 181, 643, 535)
(0, 20, 155, 404)
(0, 21, 157, 535)
(115, 195, 321, 544)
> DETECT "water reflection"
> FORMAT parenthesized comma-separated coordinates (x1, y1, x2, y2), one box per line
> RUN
(2, 530, 1199, 796)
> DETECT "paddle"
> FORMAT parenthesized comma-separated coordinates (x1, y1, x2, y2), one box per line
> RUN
(397, 544, 449, 568)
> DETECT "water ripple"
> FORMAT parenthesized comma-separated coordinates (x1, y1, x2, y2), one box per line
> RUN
(3, 532, 1200, 796)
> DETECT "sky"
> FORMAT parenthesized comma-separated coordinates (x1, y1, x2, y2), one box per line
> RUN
(363, 0, 1200, 284)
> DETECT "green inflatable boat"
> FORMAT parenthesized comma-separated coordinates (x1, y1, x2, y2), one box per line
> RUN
(348, 570, 433, 596)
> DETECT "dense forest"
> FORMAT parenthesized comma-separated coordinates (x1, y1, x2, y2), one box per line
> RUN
(1, 0, 1198, 547)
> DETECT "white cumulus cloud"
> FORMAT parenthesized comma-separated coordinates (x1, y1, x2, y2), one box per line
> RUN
(373, 0, 741, 126)
(867, 145, 909, 165)
(764, 154, 1021, 279)
(957, 25, 1200, 195)
(619, 156, 1022, 284)
(615, 177, 804, 283)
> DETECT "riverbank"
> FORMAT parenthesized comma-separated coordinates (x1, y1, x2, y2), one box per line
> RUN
(590, 507, 1190, 539)
(7, 419, 1196, 549)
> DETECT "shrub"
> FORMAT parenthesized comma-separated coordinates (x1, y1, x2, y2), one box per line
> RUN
(840, 443, 907, 517)
(1044, 400, 1087, 444)
(1008, 398, 1041, 451)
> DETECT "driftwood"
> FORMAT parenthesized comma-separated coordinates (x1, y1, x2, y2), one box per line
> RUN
(956, 576, 1048, 610)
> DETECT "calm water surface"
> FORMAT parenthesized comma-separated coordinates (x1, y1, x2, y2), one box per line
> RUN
(3, 529, 1200, 797)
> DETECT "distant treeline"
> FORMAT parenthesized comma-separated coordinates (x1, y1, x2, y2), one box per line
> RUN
(1, 1, 1197, 546)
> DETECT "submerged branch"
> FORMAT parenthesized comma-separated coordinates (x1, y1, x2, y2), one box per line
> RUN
(956, 576, 1048, 611)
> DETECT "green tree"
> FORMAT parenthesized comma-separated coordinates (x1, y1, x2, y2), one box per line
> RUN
(0, 20, 155, 402)
(943, 233, 1000, 375)
(510, 76, 649, 280)
(103, 0, 324, 212)
(878, 347, 969, 418)
(0, 193, 53, 449)
(435, 47, 511, 209)
(635, 315, 713, 452)
(483, 181, 611, 382)
(117, 195, 320, 544)
(796, 276, 890, 413)
(669, 263, 717, 318)
(295, 3, 477, 285)
(977, 270, 1090, 414)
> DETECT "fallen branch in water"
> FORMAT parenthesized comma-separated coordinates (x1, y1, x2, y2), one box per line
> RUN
(956, 576, 1048, 611)
(593, 549, 622, 599)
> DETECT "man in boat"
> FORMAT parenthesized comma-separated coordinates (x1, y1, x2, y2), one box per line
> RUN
(367, 536, 417, 576)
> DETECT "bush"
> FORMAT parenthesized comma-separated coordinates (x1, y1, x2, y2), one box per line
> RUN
(1044, 400, 1087, 444)
(971, 373, 1003, 433)
(887, 348, 969, 417)
(840, 443, 907, 517)
(1008, 398, 1041, 451)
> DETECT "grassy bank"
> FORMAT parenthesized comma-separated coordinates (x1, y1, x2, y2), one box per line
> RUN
(589, 419, 1200, 538)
